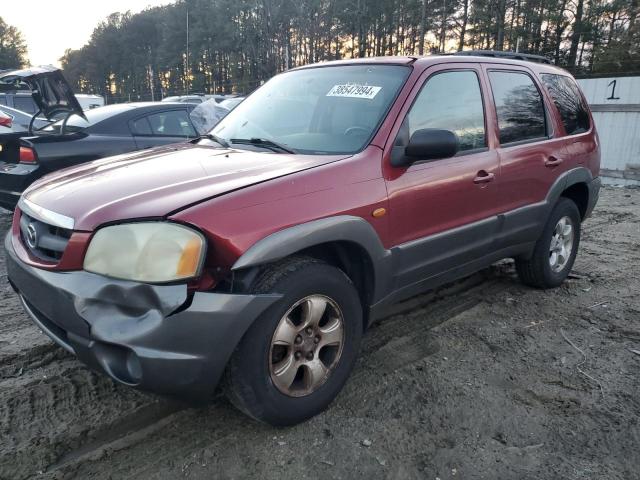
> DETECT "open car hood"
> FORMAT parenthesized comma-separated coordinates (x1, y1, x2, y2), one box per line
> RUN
(0, 66, 85, 121)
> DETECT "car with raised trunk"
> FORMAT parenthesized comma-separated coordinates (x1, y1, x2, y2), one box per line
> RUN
(5, 52, 600, 425)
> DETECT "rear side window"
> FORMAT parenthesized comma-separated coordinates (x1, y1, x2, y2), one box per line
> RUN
(13, 96, 37, 114)
(146, 110, 196, 137)
(406, 70, 486, 152)
(541, 73, 590, 135)
(488, 71, 546, 144)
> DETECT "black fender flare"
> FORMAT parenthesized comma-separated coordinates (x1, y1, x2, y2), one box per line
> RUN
(231, 215, 393, 304)
(545, 166, 594, 206)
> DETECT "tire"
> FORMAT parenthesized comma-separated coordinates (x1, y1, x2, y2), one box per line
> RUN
(516, 197, 581, 289)
(223, 256, 363, 426)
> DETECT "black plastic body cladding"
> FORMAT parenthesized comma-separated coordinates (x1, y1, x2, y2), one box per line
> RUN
(5, 233, 281, 401)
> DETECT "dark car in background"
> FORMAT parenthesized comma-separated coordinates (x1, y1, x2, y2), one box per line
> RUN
(0, 66, 87, 209)
(0, 102, 198, 210)
(0, 66, 83, 122)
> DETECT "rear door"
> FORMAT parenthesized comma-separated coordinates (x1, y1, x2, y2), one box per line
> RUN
(130, 108, 198, 148)
(539, 73, 597, 169)
(482, 65, 569, 247)
(384, 63, 502, 291)
(483, 65, 567, 211)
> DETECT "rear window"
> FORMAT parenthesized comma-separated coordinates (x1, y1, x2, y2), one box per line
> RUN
(37, 104, 136, 133)
(488, 71, 547, 145)
(541, 73, 590, 135)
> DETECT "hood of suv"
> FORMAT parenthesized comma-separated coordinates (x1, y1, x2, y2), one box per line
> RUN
(23, 143, 348, 230)
(0, 66, 85, 120)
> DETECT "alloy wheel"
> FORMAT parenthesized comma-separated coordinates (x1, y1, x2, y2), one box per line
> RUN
(549, 215, 574, 272)
(269, 295, 345, 397)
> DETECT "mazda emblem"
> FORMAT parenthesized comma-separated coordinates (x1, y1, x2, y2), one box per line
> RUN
(26, 223, 37, 249)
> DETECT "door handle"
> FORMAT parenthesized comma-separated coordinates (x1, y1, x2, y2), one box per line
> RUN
(473, 171, 495, 184)
(545, 156, 564, 167)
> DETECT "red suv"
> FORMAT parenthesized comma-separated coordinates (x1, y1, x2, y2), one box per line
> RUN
(5, 53, 600, 425)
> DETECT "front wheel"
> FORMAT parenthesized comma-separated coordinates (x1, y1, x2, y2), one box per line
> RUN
(223, 257, 362, 426)
(516, 197, 581, 288)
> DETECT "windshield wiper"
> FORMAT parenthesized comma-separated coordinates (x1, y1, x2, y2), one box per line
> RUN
(230, 137, 297, 154)
(195, 133, 230, 148)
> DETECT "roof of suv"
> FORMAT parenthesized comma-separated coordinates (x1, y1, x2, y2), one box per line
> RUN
(294, 54, 570, 76)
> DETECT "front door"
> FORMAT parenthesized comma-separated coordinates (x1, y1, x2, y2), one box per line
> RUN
(383, 64, 502, 292)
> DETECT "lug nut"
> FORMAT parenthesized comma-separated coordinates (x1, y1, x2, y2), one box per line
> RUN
(295, 351, 302, 360)
(314, 336, 320, 344)
(305, 327, 313, 335)
(306, 352, 314, 360)
(295, 335, 302, 344)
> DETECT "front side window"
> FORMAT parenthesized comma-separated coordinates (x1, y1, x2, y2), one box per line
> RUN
(489, 71, 546, 144)
(406, 70, 486, 152)
(541, 73, 590, 135)
(212, 65, 410, 154)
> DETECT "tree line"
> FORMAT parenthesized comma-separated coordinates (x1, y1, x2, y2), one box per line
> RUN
(2, 0, 639, 103)
(0, 17, 28, 70)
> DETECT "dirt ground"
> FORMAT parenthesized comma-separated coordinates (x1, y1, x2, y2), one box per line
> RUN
(1, 186, 639, 480)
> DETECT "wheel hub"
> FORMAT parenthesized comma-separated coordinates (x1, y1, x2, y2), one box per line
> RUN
(549, 215, 574, 272)
(269, 294, 345, 397)
(298, 330, 317, 355)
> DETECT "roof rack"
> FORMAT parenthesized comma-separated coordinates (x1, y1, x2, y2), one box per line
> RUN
(452, 50, 553, 65)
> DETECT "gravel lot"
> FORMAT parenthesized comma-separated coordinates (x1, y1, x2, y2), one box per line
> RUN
(1, 186, 639, 480)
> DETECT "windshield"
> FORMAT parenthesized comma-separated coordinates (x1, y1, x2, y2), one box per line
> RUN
(211, 65, 410, 155)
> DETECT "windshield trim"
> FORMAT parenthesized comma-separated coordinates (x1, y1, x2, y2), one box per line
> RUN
(212, 64, 413, 156)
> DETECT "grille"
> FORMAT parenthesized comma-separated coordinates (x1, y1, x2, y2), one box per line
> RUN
(19, 211, 72, 262)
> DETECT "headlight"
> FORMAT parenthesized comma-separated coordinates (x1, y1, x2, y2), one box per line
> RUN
(83, 222, 206, 283)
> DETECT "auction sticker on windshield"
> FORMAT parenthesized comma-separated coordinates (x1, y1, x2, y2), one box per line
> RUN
(326, 84, 381, 99)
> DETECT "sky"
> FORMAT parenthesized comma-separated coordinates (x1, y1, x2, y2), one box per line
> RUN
(2, 0, 176, 67)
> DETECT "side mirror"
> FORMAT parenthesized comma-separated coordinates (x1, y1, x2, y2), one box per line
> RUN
(392, 128, 459, 167)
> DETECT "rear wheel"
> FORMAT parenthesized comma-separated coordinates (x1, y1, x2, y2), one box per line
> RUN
(516, 197, 581, 288)
(223, 257, 362, 426)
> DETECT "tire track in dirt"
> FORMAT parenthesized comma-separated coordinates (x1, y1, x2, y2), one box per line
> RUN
(0, 210, 166, 480)
(39, 273, 495, 479)
(0, 356, 159, 479)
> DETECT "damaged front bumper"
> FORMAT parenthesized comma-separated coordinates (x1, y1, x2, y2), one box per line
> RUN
(5, 233, 280, 401)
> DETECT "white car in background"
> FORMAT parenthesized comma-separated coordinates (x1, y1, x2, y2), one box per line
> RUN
(218, 96, 244, 111)
(75, 94, 105, 110)
(162, 94, 241, 104)
(0, 105, 50, 132)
